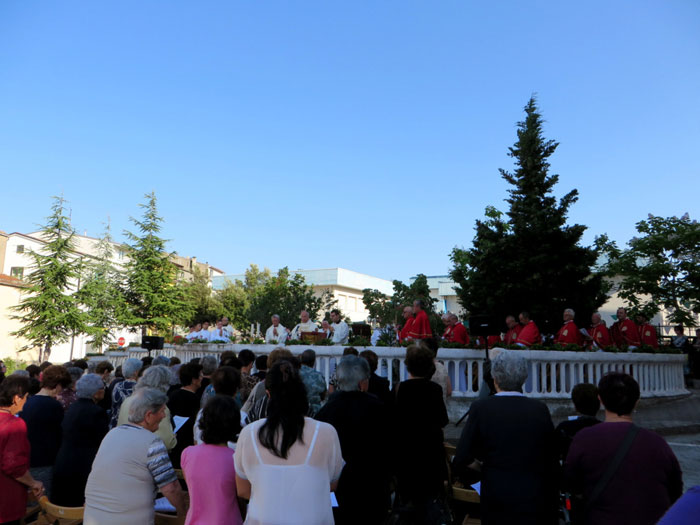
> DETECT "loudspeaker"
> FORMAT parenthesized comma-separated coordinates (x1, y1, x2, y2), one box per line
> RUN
(468, 315, 497, 337)
(141, 336, 164, 351)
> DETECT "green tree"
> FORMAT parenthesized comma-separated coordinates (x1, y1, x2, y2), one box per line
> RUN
(122, 192, 186, 334)
(597, 214, 700, 326)
(216, 280, 250, 330)
(179, 267, 223, 327)
(76, 222, 127, 352)
(451, 97, 607, 333)
(11, 196, 85, 361)
(247, 267, 336, 330)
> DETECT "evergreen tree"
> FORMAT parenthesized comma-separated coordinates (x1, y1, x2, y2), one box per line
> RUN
(11, 196, 85, 361)
(76, 222, 127, 352)
(451, 97, 607, 334)
(122, 192, 186, 334)
(180, 266, 224, 326)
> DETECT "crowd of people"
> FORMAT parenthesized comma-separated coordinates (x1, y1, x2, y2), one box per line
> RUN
(1, 341, 697, 524)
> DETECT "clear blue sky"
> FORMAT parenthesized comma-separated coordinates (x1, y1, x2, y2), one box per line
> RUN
(1, 1, 699, 283)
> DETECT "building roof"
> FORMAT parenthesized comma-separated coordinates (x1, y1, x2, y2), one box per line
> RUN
(0, 273, 28, 288)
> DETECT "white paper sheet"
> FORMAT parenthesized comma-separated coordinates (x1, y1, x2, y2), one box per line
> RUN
(173, 416, 189, 433)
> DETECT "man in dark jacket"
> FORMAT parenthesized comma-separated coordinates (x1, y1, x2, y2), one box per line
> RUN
(316, 355, 392, 525)
(453, 351, 559, 525)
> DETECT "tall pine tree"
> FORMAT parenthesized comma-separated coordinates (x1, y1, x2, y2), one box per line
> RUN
(451, 97, 607, 334)
(11, 196, 85, 361)
(122, 192, 186, 334)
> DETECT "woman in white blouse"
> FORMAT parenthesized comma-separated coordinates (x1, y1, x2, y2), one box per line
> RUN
(235, 360, 344, 525)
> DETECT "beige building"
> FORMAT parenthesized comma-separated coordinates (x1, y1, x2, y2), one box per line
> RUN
(0, 273, 38, 363)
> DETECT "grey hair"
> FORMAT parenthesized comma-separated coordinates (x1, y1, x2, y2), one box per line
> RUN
(271, 314, 280, 321)
(87, 360, 98, 373)
(11, 370, 29, 377)
(127, 388, 167, 424)
(122, 358, 143, 380)
(565, 308, 575, 317)
(135, 365, 172, 393)
(201, 355, 218, 375)
(152, 355, 170, 367)
(336, 355, 370, 392)
(67, 367, 84, 384)
(441, 313, 450, 321)
(491, 351, 529, 392)
(76, 373, 105, 399)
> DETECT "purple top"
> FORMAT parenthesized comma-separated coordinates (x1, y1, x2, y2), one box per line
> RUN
(565, 422, 683, 525)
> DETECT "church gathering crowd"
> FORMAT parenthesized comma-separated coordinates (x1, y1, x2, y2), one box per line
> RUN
(0, 305, 699, 525)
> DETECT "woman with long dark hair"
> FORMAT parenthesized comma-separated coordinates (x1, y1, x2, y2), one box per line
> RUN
(235, 360, 344, 525)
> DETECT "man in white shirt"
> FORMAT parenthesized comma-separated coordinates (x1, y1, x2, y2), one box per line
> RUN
(185, 323, 201, 342)
(265, 314, 288, 345)
(211, 320, 230, 341)
(198, 321, 212, 342)
(329, 309, 350, 344)
(290, 310, 319, 340)
(221, 317, 234, 338)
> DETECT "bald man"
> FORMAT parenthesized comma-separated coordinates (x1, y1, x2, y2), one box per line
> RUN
(610, 308, 640, 348)
(444, 314, 469, 346)
(396, 306, 415, 342)
(290, 310, 319, 340)
(587, 312, 611, 349)
(516, 312, 542, 347)
(554, 308, 583, 345)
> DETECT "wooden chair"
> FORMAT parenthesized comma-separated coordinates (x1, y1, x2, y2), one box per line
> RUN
(35, 496, 83, 525)
(20, 493, 41, 525)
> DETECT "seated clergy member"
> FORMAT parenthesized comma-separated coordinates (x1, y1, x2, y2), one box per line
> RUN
(453, 351, 559, 524)
(264, 314, 288, 345)
(610, 307, 641, 348)
(198, 321, 212, 341)
(84, 388, 186, 524)
(396, 306, 415, 342)
(446, 313, 469, 345)
(503, 315, 523, 345)
(636, 314, 659, 349)
(588, 312, 611, 349)
(290, 310, 319, 340)
(186, 323, 201, 342)
(441, 314, 452, 340)
(516, 311, 542, 347)
(554, 308, 584, 345)
(330, 308, 350, 344)
(211, 319, 230, 341)
(407, 300, 432, 340)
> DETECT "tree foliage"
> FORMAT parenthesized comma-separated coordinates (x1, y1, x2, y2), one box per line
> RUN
(122, 192, 186, 333)
(450, 97, 608, 333)
(11, 196, 85, 361)
(597, 214, 700, 326)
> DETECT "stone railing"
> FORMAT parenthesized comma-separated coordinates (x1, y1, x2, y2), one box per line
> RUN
(111, 344, 688, 400)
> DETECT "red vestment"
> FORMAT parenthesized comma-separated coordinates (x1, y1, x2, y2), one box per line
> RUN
(450, 322, 469, 345)
(638, 323, 659, 349)
(408, 310, 432, 339)
(554, 320, 583, 345)
(611, 318, 641, 347)
(516, 321, 541, 346)
(503, 325, 522, 345)
(442, 326, 453, 340)
(589, 324, 611, 348)
(399, 318, 414, 342)
(487, 335, 501, 348)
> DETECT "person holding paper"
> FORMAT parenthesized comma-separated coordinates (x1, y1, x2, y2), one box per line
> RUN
(290, 310, 319, 340)
(167, 363, 203, 468)
(516, 311, 542, 347)
(587, 312, 612, 349)
(554, 308, 584, 345)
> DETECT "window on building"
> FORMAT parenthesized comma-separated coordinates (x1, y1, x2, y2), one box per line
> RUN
(10, 267, 24, 279)
(16, 245, 24, 253)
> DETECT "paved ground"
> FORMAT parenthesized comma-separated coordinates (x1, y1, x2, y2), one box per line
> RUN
(445, 388, 700, 492)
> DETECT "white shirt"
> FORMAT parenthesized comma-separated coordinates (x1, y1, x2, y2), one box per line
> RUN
(330, 321, 350, 344)
(197, 329, 211, 341)
(291, 321, 319, 340)
(265, 324, 288, 345)
(185, 331, 199, 341)
(210, 327, 230, 341)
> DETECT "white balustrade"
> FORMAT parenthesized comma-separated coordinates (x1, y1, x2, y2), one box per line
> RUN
(113, 344, 688, 399)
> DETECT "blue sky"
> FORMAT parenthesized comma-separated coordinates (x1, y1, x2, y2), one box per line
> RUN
(1, 1, 699, 283)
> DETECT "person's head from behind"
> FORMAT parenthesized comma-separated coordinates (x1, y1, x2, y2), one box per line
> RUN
(219, 351, 236, 367)
(598, 372, 640, 417)
(405, 344, 436, 379)
(141, 356, 153, 367)
(413, 299, 425, 314)
(336, 355, 370, 392)
(200, 355, 218, 377)
(127, 388, 168, 432)
(519, 311, 530, 324)
(300, 349, 316, 368)
(0, 375, 30, 414)
(40, 365, 73, 396)
(343, 347, 358, 357)
(260, 360, 309, 459)
(211, 366, 241, 397)
(122, 358, 143, 380)
(571, 383, 600, 417)
(179, 363, 203, 390)
(136, 365, 173, 393)
(39, 361, 52, 372)
(255, 355, 268, 372)
(491, 351, 528, 393)
(76, 374, 106, 402)
(152, 355, 170, 367)
(238, 349, 256, 372)
(359, 350, 378, 373)
(72, 359, 88, 371)
(67, 367, 83, 388)
(95, 361, 114, 382)
(25, 364, 40, 378)
(267, 347, 294, 369)
(169, 357, 181, 366)
(199, 395, 242, 445)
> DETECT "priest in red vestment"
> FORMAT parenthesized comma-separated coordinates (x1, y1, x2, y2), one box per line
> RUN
(444, 314, 469, 345)
(554, 308, 583, 345)
(407, 300, 432, 340)
(397, 306, 415, 342)
(587, 312, 611, 349)
(610, 307, 641, 348)
(636, 314, 659, 349)
(516, 311, 541, 347)
(503, 315, 523, 345)
(441, 314, 453, 340)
